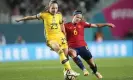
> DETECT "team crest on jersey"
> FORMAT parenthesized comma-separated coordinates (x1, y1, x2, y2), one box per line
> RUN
(78, 25, 81, 28)
(69, 27, 72, 29)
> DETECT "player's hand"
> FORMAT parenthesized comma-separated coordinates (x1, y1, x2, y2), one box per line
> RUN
(107, 23, 115, 28)
(15, 19, 21, 22)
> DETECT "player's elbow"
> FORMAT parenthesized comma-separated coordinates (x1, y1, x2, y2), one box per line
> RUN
(62, 31, 66, 36)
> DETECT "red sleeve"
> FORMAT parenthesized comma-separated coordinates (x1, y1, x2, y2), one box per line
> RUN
(82, 22, 91, 28)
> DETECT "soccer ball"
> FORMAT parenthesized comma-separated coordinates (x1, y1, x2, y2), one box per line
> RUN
(64, 70, 76, 80)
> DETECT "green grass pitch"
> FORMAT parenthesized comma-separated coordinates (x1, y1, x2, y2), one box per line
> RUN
(0, 57, 133, 80)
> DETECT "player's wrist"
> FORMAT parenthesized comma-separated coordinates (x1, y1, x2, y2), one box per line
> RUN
(106, 23, 111, 27)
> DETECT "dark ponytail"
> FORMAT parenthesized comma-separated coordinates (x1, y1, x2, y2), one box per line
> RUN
(73, 10, 82, 16)
(73, 10, 85, 21)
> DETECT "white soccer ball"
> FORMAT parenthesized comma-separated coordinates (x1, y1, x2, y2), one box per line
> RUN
(64, 70, 76, 80)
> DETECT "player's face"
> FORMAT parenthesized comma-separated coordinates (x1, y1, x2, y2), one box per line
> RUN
(49, 3, 58, 14)
(73, 14, 83, 23)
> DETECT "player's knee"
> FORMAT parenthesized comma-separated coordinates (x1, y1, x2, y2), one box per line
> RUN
(68, 49, 77, 58)
(50, 43, 60, 52)
(63, 48, 69, 56)
(86, 58, 95, 67)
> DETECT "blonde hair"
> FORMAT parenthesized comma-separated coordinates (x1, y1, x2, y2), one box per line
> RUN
(44, 0, 58, 12)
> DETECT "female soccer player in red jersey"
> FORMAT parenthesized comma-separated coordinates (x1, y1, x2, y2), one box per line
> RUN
(64, 10, 115, 79)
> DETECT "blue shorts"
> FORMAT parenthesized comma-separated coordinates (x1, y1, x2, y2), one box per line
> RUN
(74, 46, 92, 60)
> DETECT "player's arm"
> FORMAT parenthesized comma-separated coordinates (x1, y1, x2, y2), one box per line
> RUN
(15, 13, 43, 22)
(59, 13, 66, 35)
(91, 23, 115, 28)
(61, 23, 66, 36)
(84, 22, 115, 28)
(15, 15, 37, 22)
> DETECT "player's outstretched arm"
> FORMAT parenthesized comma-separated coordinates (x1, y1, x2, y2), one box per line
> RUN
(61, 23, 66, 36)
(15, 15, 37, 22)
(91, 23, 115, 28)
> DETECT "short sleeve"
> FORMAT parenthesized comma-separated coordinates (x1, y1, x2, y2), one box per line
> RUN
(83, 22, 91, 28)
(36, 13, 43, 20)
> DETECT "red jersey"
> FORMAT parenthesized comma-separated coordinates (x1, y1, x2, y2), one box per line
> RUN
(65, 21, 91, 48)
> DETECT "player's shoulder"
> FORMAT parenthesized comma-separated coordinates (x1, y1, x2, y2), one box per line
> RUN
(57, 12, 62, 16)
(36, 11, 47, 19)
(64, 22, 72, 26)
(80, 21, 86, 24)
(57, 12, 62, 14)
(80, 21, 90, 25)
(65, 22, 72, 24)
(41, 11, 49, 14)
(64, 22, 72, 28)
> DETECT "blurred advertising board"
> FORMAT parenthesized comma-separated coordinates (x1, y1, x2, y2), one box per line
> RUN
(103, 0, 133, 38)
(88, 40, 133, 58)
(0, 40, 133, 62)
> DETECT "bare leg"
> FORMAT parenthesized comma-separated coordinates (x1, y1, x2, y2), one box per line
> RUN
(68, 48, 89, 76)
(85, 58, 103, 79)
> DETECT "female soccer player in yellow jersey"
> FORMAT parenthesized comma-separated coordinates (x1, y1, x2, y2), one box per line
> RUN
(15, 0, 79, 78)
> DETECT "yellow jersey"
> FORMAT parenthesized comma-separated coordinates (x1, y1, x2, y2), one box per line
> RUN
(36, 12, 63, 39)
(36, 11, 68, 49)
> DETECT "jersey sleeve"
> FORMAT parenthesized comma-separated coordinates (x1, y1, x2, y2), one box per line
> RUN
(83, 22, 91, 28)
(36, 12, 43, 20)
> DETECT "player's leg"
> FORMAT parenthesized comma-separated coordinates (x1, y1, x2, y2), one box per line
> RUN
(68, 48, 89, 76)
(59, 35, 80, 77)
(62, 47, 69, 59)
(62, 48, 80, 76)
(48, 40, 71, 70)
(78, 46, 103, 79)
(86, 58, 102, 79)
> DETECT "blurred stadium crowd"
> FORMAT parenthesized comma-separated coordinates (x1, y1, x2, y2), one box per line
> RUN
(0, 0, 116, 23)
(6, 0, 100, 16)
